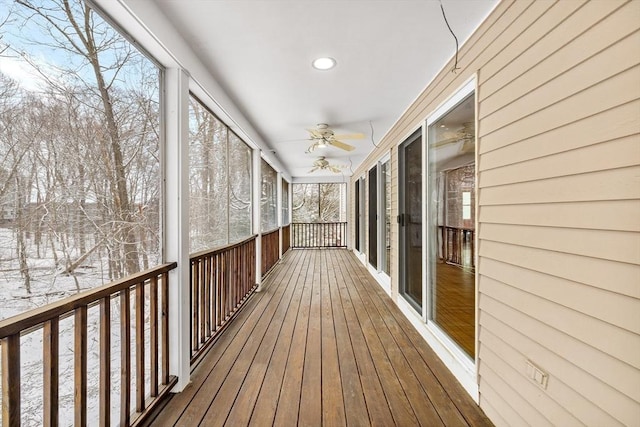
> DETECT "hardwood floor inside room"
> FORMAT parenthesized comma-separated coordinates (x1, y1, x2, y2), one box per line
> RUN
(434, 262, 475, 359)
(149, 249, 490, 427)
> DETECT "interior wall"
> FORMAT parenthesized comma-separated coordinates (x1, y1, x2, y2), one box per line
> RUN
(350, 0, 640, 425)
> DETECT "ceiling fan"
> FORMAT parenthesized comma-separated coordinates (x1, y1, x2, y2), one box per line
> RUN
(309, 156, 344, 173)
(305, 123, 365, 153)
(431, 122, 475, 154)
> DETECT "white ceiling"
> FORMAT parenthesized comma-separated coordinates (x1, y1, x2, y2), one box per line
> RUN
(149, 0, 498, 179)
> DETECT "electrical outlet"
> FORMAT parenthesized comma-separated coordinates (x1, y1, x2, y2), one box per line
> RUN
(526, 360, 549, 389)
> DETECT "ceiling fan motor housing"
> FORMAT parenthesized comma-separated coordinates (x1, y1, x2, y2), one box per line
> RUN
(316, 123, 334, 138)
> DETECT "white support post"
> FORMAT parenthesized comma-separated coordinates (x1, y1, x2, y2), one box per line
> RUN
(344, 181, 350, 249)
(277, 172, 283, 259)
(253, 149, 263, 291)
(289, 180, 293, 225)
(164, 68, 191, 391)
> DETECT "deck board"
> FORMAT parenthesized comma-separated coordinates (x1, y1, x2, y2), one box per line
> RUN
(150, 249, 492, 427)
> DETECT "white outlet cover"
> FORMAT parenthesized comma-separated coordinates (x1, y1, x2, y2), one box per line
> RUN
(526, 360, 549, 389)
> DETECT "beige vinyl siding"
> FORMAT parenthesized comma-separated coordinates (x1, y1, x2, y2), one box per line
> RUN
(350, 0, 640, 425)
(479, 0, 640, 424)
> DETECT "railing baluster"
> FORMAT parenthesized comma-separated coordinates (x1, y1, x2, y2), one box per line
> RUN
(0, 264, 176, 427)
(1, 333, 20, 427)
(44, 318, 59, 427)
(120, 288, 131, 426)
(161, 272, 170, 385)
(74, 306, 88, 427)
(215, 253, 221, 329)
(136, 282, 145, 413)
(188, 236, 260, 364)
(150, 276, 159, 397)
(205, 255, 211, 339)
(290, 222, 347, 248)
(191, 260, 198, 352)
(99, 297, 111, 427)
(199, 257, 206, 344)
(233, 247, 238, 307)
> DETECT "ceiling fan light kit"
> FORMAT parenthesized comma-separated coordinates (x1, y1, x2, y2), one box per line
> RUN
(309, 156, 344, 174)
(304, 123, 365, 153)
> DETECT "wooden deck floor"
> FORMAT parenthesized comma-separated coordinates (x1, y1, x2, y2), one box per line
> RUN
(150, 249, 492, 427)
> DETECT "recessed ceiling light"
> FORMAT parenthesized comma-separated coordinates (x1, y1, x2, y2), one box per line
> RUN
(312, 57, 336, 70)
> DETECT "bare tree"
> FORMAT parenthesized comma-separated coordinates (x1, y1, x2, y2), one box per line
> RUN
(15, 0, 144, 276)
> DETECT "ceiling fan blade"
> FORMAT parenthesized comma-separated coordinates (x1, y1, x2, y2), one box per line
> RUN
(306, 142, 318, 153)
(329, 165, 342, 173)
(458, 139, 475, 154)
(431, 136, 460, 148)
(329, 140, 355, 151)
(306, 129, 324, 139)
(332, 133, 365, 140)
(309, 166, 319, 173)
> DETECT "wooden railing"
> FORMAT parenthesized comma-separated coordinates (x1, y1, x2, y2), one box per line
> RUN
(261, 228, 280, 275)
(282, 224, 291, 254)
(0, 263, 178, 427)
(291, 222, 347, 248)
(190, 236, 257, 363)
(439, 226, 475, 269)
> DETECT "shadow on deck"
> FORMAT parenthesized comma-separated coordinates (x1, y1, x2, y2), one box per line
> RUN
(148, 249, 492, 426)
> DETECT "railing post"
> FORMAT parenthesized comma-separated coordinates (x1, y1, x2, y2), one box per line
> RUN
(1, 334, 20, 427)
(165, 67, 191, 391)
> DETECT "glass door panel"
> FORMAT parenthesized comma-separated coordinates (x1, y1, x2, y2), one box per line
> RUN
(368, 167, 378, 268)
(399, 131, 422, 309)
(380, 160, 391, 275)
(427, 92, 476, 359)
(355, 180, 360, 251)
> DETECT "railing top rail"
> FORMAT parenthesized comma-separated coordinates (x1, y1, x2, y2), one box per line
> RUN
(189, 234, 258, 260)
(261, 228, 280, 235)
(0, 262, 177, 339)
(439, 225, 476, 232)
(291, 222, 347, 225)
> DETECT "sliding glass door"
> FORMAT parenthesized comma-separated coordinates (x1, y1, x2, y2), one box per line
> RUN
(368, 167, 378, 268)
(399, 130, 423, 309)
(426, 81, 476, 359)
(366, 157, 391, 279)
(354, 179, 360, 251)
(357, 176, 366, 254)
(380, 159, 391, 276)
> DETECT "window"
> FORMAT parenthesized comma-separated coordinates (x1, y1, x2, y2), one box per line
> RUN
(462, 191, 472, 220)
(189, 96, 253, 251)
(292, 183, 346, 222)
(0, 0, 161, 311)
(228, 132, 252, 241)
(282, 180, 290, 225)
(0, 0, 162, 422)
(189, 97, 229, 251)
(261, 159, 278, 232)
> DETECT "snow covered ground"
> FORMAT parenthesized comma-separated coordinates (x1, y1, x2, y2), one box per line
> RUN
(0, 228, 157, 426)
